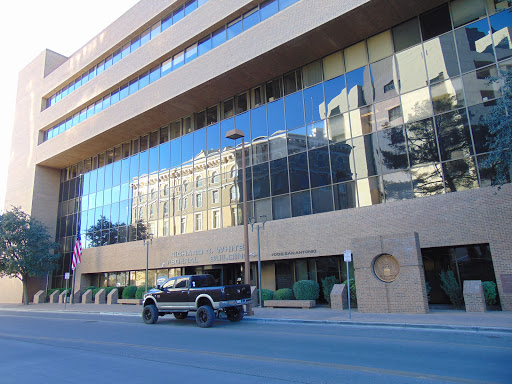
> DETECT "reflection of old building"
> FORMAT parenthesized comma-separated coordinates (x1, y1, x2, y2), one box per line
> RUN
(4, 0, 512, 310)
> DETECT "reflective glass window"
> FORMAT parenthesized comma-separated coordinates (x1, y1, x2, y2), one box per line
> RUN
(411, 163, 444, 197)
(304, 84, 325, 124)
(161, 58, 172, 76)
(170, 138, 181, 169)
(323, 51, 345, 81)
(267, 99, 285, 136)
(151, 22, 161, 39)
(272, 194, 291, 220)
(328, 113, 351, 142)
(173, 6, 185, 23)
(392, 18, 421, 52)
(236, 93, 249, 115)
(173, 51, 184, 70)
(344, 41, 368, 72)
(424, 32, 459, 84)
(161, 14, 173, 31)
(292, 191, 311, 217)
(139, 150, 149, 176)
(357, 176, 383, 206)
(377, 126, 409, 174)
(462, 65, 501, 106)
(235, 111, 250, 138)
(477, 151, 512, 187)
(223, 98, 234, 119)
(212, 26, 226, 48)
(330, 140, 355, 183)
(406, 117, 439, 166)
(251, 106, 267, 140)
(435, 109, 473, 161)
(442, 157, 478, 192)
(266, 77, 283, 102)
(302, 60, 323, 88)
(491, 10, 512, 61)
(270, 157, 289, 195)
(112, 49, 122, 64)
(368, 30, 394, 63)
(455, 19, 495, 73)
(289, 152, 309, 192)
(324, 75, 347, 117)
(283, 70, 300, 95)
(383, 171, 413, 202)
(227, 17, 242, 40)
(451, 0, 486, 28)
(396, 45, 428, 93)
(468, 101, 497, 154)
(181, 133, 193, 166)
(207, 106, 218, 126)
(307, 121, 328, 149)
(371, 56, 398, 102)
(150, 66, 161, 83)
(121, 42, 130, 59)
(353, 134, 379, 178)
(129, 79, 139, 95)
(198, 36, 211, 56)
(312, 186, 333, 214)
(120, 84, 129, 100)
(284, 92, 304, 130)
(243, 8, 259, 31)
(308, 146, 331, 188)
(260, 0, 278, 21)
(334, 181, 357, 210)
(419, 4, 451, 41)
(350, 106, 374, 136)
(374, 97, 402, 130)
(252, 162, 270, 199)
(401, 87, 433, 124)
(185, 43, 198, 63)
(220, 118, 235, 151)
(431, 77, 465, 114)
(346, 66, 371, 110)
(287, 126, 307, 155)
(185, 0, 197, 15)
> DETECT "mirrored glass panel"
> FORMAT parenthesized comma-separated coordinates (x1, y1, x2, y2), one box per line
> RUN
(289, 152, 310, 192)
(396, 45, 428, 93)
(455, 18, 495, 73)
(352, 134, 379, 178)
(327, 113, 351, 142)
(401, 87, 433, 124)
(442, 157, 478, 192)
(334, 181, 357, 210)
(431, 77, 465, 114)
(330, 140, 355, 183)
(383, 171, 413, 202)
(411, 163, 444, 197)
(374, 97, 403, 130)
(311, 186, 333, 214)
(435, 109, 473, 161)
(462, 65, 501, 106)
(424, 32, 460, 84)
(377, 126, 409, 174)
(291, 190, 311, 217)
(357, 176, 383, 207)
(324, 75, 348, 117)
(371, 56, 398, 103)
(406, 117, 439, 167)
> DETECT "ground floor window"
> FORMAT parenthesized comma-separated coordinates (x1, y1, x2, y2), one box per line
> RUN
(422, 243, 497, 305)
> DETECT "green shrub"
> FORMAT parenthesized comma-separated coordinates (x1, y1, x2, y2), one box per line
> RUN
(123, 286, 137, 299)
(342, 278, 357, 307)
(85, 286, 97, 292)
(293, 280, 319, 301)
(321, 276, 339, 304)
(256, 289, 274, 304)
(274, 288, 294, 300)
(46, 288, 65, 301)
(135, 286, 146, 299)
(439, 270, 463, 309)
(92, 288, 102, 298)
(483, 281, 498, 306)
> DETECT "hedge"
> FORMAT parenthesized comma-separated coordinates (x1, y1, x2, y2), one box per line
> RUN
(321, 276, 339, 304)
(122, 286, 137, 299)
(274, 288, 294, 300)
(135, 286, 146, 299)
(293, 280, 319, 300)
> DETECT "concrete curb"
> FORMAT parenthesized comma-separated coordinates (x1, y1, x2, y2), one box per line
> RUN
(2, 306, 511, 334)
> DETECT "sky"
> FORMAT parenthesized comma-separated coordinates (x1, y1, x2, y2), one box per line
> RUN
(0, 0, 140, 213)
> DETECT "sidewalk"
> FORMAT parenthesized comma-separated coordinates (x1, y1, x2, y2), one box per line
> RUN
(1, 302, 512, 333)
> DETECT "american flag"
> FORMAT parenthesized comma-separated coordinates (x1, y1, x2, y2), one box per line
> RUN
(71, 230, 82, 271)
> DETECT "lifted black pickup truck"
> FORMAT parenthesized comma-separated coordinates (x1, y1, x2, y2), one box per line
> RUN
(142, 274, 252, 327)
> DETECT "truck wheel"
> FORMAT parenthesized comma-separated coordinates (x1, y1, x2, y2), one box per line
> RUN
(142, 304, 158, 324)
(173, 312, 188, 320)
(195, 305, 215, 328)
(226, 305, 244, 322)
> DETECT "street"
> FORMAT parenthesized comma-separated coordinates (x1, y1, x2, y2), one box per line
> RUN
(0, 310, 510, 383)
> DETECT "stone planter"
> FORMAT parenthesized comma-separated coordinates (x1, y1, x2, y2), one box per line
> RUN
(264, 300, 316, 309)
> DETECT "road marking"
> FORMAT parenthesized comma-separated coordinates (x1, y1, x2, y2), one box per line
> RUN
(0, 332, 499, 384)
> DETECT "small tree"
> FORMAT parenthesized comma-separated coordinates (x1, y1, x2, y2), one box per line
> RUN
(0, 207, 60, 305)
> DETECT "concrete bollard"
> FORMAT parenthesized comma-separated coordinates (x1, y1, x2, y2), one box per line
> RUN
(33, 290, 45, 304)
(95, 289, 106, 304)
(330, 284, 348, 310)
(58, 290, 68, 303)
(107, 289, 118, 305)
(49, 290, 61, 303)
(81, 289, 92, 304)
(463, 280, 486, 312)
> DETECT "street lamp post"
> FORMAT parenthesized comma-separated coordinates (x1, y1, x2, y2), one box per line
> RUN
(143, 230, 153, 294)
(225, 128, 253, 316)
(249, 215, 266, 307)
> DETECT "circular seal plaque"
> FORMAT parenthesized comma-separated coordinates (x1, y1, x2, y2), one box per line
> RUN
(373, 254, 400, 282)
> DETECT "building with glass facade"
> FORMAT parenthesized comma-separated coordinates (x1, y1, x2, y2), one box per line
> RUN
(4, 0, 512, 310)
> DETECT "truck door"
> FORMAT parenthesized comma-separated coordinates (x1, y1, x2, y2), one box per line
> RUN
(164, 277, 191, 310)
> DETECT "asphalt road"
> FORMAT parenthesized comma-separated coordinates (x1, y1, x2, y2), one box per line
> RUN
(0, 310, 510, 384)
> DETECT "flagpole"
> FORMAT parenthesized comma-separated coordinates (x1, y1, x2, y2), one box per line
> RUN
(71, 175, 83, 305)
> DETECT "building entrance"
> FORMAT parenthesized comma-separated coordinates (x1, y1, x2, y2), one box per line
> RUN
(422, 244, 498, 306)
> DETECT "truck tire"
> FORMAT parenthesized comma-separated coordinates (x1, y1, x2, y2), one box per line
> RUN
(226, 306, 244, 322)
(142, 304, 158, 324)
(173, 312, 188, 319)
(195, 305, 215, 328)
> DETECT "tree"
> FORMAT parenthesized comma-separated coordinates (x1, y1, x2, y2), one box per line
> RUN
(482, 69, 512, 188)
(86, 216, 148, 247)
(0, 207, 60, 305)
